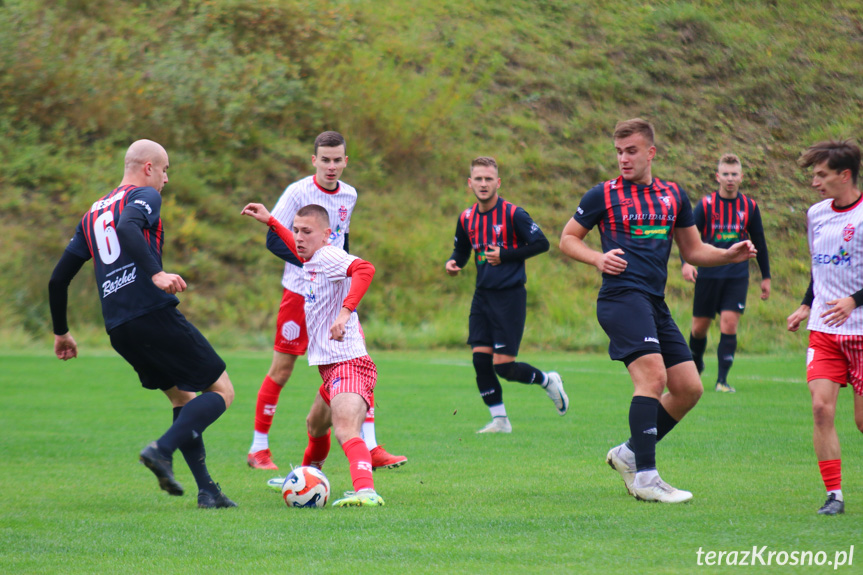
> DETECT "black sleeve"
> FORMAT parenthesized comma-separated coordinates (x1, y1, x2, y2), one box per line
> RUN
(343, 232, 349, 255)
(853, 288, 863, 308)
(48, 250, 88, 335)
(449, 218, 472, 268)
(748, 205, 770, 279)
(116, 207, 163, 278)
(802, 274, 814, 307)
(267, 229, 303, 267)
(500, 208, 550, 263)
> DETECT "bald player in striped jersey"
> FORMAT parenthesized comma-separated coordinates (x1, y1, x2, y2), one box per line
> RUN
(242, 202, 385, 507)
(446, 156, 568, 434)
(246, 131, 405, 472)
(560, 119, 756, 503)
(681, 154, 771, 393)
(788, 139, 863, 516)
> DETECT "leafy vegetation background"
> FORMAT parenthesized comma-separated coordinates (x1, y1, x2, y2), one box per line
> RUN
(3, 0, 863, 352)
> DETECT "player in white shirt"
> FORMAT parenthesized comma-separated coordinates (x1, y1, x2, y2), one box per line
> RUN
(246, 131, 405, 472)
(788, 139, 863, 516)
(242, 201, 385, 507)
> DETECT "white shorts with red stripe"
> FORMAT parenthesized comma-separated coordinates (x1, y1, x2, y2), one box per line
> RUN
(318, 355, 377, 407)
(807, 330, 863, 395)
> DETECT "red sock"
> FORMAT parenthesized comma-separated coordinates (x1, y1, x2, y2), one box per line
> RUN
(254, 376, 283, 434)
(818, 459, 842, 491)
(342, 437, 374, 492)
(303, 431, 331, 469)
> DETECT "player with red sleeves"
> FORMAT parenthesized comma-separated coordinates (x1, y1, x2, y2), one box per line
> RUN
(243, 201, 385, 507)
(788, 139, 863, 516)
(246, 131, 405, 472)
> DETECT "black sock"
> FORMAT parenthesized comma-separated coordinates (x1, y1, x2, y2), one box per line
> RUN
(473, 352, 503, 407)
(628, 396, 659, 472)
(158, 392, 226, 455)
(173, 406, 216, 494)
(689, 332, 707, 374)
(717, 333, 737, 383)
(494, 361, 545, 385)
(655, 402, 678, 442)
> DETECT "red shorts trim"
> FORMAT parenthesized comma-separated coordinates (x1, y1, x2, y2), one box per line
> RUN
(274, 289, 308, 355)
(807, 330, 863, 395)
(318, 355, 377, 407)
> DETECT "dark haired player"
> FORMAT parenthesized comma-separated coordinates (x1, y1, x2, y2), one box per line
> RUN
(682, 153, 771, 392)
(49, 139, 236, 509)
(788, 138, 863, 515)
(560, 119, 755, 503)
(446, 156, 568, 433)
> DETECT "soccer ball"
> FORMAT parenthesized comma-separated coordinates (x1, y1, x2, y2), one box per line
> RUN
(281, 466, 330, 508)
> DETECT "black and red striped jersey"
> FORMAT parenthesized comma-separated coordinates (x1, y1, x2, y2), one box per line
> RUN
(449, 197, 549, 290)
(574, 176, 695, 297)
(693, 191, 770, 279)
(65, 185, 178, 330)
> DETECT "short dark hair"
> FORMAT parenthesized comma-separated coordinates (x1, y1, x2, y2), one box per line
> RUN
(314, 131, 346, 155)
(718, 153, 741, 167)
(295, 204, 330, 229)
(798, 139, 861, 184)
(613, 118, 655, 146)
(470, 156, 498, 174)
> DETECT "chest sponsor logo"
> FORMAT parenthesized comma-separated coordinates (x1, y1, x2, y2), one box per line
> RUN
(338, 206, 348, 221)
(620, 198, 634, 208)
(102, 266, 137, 297)
(329, 224, 343, 243)
(305, 285, 316, 303)
(476, 251, 488, 265)
(631, 225, 671, 239)
(844, 223, 855, 242)
(813, 246, 851, 266)
(716, 231, 741, 241)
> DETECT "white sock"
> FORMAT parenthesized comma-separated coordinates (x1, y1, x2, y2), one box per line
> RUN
(541, 372, 549, 387)
(489, 403, 507, 418)
(634, 469, 659, 488)
(829, 489, 844, 502)
(250, 431, 269, 453)
(361, 421, 378, 450)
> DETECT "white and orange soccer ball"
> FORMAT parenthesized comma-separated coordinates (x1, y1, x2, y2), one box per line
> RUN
(281, 466, 330, 508)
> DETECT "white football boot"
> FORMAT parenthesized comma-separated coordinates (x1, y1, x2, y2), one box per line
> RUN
(542, 372, 569, 415)
(476, 416, 512, 434)
(631, 474, 693, 504)
(606, 443, 636, 496)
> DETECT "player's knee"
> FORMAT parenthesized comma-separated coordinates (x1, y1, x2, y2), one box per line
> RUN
(493, 362, 515, 380)
(811, 400, 836, 427)
(472, 352, 494, 372)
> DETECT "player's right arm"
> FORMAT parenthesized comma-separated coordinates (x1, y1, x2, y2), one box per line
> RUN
(48, 229, 90, 360)
(242, 203, 302, 262)
(446, 216, 472, 276)
(559, 218, 627, 275)
(267, 187, 303, 267)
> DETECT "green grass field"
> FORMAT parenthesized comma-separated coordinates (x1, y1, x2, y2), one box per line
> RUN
(1, 350, 860, 574)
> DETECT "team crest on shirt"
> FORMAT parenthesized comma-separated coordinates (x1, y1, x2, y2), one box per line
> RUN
(338, 206, 348, 221)
(738, 211, 746, 220)
(844, 223, 855, 242)
(659, 196, 671, 207)
(308, 271, 317, 282)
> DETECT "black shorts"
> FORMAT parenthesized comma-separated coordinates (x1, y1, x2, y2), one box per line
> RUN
(597, 290, 691, 367)
(692, 277, 749, 318)
(108, 306, 227, 392)
(467, 286, 526, 356)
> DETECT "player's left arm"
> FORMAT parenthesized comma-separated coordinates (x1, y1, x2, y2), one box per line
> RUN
(330, 259, 375, 341)
(748, 203, 771, 299)
(490, 208, 549, 266)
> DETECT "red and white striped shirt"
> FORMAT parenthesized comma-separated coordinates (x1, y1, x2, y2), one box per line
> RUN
(270, 175, 357, 294)
(807, 196, 863, 335)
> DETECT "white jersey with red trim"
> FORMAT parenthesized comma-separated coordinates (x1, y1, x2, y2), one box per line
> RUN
(271, 175, 357, 294)
(807, 196, 863, 335)
(301, 245, 369, 365)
